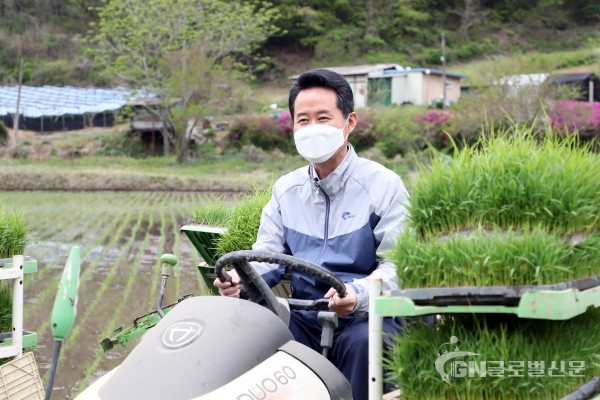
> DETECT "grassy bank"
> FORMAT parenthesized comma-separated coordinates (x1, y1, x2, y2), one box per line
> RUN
(0, 148, 416, 192)
(0, 155, 305, 192)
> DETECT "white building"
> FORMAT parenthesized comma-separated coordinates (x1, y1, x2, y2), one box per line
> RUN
(290, 64, 465, 108)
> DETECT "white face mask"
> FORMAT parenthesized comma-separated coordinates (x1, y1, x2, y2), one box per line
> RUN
(293, 118, 349, 164)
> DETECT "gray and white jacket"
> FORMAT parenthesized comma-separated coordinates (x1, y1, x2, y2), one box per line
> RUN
(252, 144, 410, 317)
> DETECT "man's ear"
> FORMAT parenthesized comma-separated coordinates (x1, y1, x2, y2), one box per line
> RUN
(346, 112, 358, 134)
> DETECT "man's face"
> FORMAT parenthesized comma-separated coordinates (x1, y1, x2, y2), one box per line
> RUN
(293, 87, 346, 133)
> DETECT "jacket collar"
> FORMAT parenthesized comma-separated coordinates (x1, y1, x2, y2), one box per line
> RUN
(309, 144, 357, 198)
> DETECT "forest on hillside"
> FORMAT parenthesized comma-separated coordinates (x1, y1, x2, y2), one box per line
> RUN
(0, 0, 599, 86)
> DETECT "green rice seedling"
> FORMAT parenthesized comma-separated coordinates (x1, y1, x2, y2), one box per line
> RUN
(216, 188, 271, 256)
(0, 281, 14, 366)
(0, 282, 11, 333)
(387, 126, 600, 399)
(0, 204, 28, 363)
(393, 227, 600, 288)
(192, 197, 236, 227)
(409, 128, 600, 237)
(0, 205, 29, 258)
(387, 308, 600, 400)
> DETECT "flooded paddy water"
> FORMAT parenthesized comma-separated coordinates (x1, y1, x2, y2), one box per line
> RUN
(0, 190, 222, 398)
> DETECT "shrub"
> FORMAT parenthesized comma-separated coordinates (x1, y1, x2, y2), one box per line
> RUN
(548, 100, 600, 141)
(414, 109, 452, 150)
(349, 110, 377, 152)
(227, 113, 294, 154)
(372, 105, 428, 158)
(96, 131, 147, 158)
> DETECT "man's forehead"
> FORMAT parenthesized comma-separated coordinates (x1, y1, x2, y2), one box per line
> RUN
(294, 87, 339, 114)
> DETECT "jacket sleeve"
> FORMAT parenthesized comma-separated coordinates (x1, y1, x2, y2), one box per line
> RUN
(350, 176, 410, 315)
(251, 190, 287, 287)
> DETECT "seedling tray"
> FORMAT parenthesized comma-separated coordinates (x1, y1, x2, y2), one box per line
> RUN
(0, 352, 44, 400)
(180, 224, 226, 267)
(376, 274, 600, 320)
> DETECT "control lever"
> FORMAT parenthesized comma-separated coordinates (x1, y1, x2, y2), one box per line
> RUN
(317, 311, 338, 358)
(156, 254, 177, 318)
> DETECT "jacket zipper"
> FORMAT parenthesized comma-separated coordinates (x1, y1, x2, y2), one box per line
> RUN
(315, 183, 330, 263)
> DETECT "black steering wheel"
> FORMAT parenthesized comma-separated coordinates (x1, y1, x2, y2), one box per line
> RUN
(214, 250, 346, 321)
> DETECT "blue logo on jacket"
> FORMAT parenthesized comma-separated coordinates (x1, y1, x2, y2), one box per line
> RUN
(342, 211, 355, 220)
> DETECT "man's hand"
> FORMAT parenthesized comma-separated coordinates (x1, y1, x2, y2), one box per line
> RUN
(324, 284, 357, 317)
(213, 269, 241, 297)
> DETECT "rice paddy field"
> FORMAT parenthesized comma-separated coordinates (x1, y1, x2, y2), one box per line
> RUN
(0, 190, 220, 399)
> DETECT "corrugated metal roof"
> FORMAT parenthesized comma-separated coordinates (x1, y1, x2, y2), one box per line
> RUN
(321, 63, 403, 76)
(0, 86, 156, 118)
(402, 67, 466, 79)
(289, 64, 403, 79)
(549, 72, 599, 84)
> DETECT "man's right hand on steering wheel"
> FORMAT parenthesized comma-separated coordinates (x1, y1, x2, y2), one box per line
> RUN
(214, 270, 241, 298)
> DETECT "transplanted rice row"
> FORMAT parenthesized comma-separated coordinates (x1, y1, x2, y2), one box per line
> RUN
(0, 191, 220, 399)
(7, 191, 103, 249)
(47, 202, 155, 393)
(23, 193, 120, 286)
(23, 197, 140, 322)
(29, 194, 147, 330)
(172, 206, 185, 298)
(22, 193, 73, 238)
(55, 195, 155, 356)
(144, 193, 171, 312)
(173, 191, 193, 298)
(28, 203, 93, 257)
(27, 207, 140, 361)
(74, 202, 160, 396)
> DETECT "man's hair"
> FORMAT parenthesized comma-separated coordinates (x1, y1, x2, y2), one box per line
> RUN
(288, 69, 354, 118)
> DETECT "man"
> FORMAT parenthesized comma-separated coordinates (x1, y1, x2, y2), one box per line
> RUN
(215, 68, 410, 399)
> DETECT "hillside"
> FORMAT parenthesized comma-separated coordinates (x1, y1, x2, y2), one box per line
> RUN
(0, 1, 599, 86)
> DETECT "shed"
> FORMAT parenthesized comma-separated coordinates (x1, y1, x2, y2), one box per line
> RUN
(548, 73, 600, 102)
(369, 67, 465, 106)
(289, 64, 403, 108)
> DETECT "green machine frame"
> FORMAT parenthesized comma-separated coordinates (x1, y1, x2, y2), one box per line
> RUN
(180, 224, 226, 295)
(0, 256, 39, 355)
(367, 275, 600, 399)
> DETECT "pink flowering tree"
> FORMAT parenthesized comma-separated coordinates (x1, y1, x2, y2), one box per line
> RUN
(548, 100, 600, 138)
(414, 109, 452, 148)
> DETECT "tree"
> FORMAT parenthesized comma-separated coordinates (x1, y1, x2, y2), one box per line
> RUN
(449, 0, 490, 40)
(86, 0, 279, 158)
